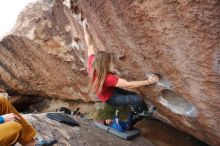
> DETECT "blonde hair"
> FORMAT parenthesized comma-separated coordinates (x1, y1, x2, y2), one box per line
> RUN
(89, 51, 112, 94)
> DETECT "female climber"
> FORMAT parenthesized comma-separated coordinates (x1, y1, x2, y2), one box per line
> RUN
(83, 20, 159, 116)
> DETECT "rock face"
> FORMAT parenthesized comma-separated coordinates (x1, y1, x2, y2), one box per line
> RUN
(0, 0, 220, 145)
(0, 0, 91, 101)
(0, 35, 90, 101)
(17, 113, 153, 146)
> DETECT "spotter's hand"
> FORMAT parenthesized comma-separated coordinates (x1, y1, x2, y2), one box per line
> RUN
(2, 113, 21, 123)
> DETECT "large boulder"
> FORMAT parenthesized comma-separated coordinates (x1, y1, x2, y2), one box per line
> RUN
(0, 35, 91, 101)
(0, 0, 219, 145)
(0, 0, 91, 101)
(65, 1, 220, 145)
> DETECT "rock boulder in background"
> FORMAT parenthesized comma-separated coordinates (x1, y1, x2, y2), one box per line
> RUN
(0, 0, 91, 101)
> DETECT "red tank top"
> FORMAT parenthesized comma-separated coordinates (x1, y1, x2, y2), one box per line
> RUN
(87, 54, 118, 102)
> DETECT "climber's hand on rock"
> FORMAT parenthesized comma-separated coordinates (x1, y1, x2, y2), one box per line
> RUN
(83, 19, 88, 29)
(148, 74, 159, 84)
(2, 113, 21, 123)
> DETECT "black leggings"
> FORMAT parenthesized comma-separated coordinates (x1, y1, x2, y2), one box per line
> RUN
(127, 112, 144, 128)
(107, 88, 148, 114)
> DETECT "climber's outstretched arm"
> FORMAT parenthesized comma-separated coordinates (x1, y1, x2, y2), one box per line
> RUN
(83, 21, 95, 56)
(116, 75, 159, 89)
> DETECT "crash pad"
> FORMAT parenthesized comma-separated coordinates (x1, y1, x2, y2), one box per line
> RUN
(94, 121, 141, 140)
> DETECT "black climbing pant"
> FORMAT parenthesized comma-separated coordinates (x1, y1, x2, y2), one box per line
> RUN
(126, 111, 144, 128)
(106, 88, 148, 114)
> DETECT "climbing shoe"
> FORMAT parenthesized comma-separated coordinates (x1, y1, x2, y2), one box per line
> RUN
(148, 104, 157, 114)
(137, 106, 156, 117)
(35, 137, 57, 146)
(137, 110, 150, 117)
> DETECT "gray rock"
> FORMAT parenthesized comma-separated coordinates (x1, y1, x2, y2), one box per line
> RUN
(19, 113, 154, 146)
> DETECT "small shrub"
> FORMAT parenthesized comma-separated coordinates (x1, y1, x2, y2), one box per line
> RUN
(95, 104, 130, 120)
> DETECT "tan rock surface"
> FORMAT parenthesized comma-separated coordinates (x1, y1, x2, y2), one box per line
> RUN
(0, 35, 90, 101)
(18, 113, 154, 146)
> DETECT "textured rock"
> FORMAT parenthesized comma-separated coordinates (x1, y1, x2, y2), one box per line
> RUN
(16, 113, 153, 146)
(0, 35, 91, 101)
(0, 0, 92, 101)
(135, 118, 208, 146)
(67, 1, 220, 145)
(15, 113, 208, 146)
(0, 0, 219, 145)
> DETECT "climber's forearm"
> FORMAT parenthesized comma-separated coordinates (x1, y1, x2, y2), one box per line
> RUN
(83, 26, 95, 56)
(116, 78, 150, 89)
(126, 80, 150, 89)
(116, 75, 159, 89)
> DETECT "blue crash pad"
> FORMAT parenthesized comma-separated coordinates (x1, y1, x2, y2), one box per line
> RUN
(94, 121, 141, 140)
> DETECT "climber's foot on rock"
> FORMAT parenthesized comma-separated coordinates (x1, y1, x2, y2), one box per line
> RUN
(148, 104, 157, 114)
(137, 110, 150, 117)
(136, 106, 156, 117)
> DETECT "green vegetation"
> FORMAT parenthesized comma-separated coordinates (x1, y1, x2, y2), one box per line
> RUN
(95, 104, 130, 120)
